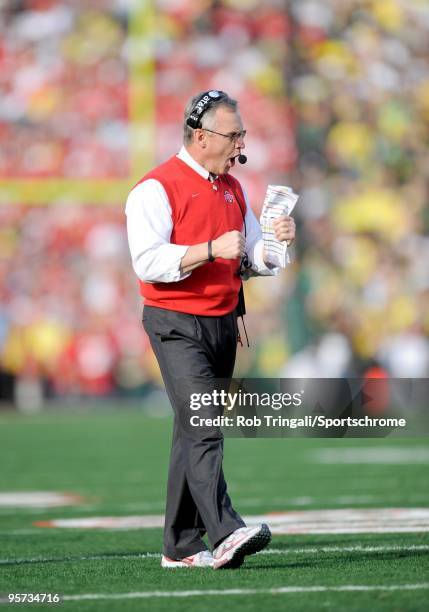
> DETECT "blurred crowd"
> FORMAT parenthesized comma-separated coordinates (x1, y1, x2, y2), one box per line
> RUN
(278, 0, 429, 379)
(0, 0, 428, 405)
(0, 205, 155, 403)
(0, 0, 129, 177)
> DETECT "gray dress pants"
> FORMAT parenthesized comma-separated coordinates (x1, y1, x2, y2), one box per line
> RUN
(143, 305, 245, 560)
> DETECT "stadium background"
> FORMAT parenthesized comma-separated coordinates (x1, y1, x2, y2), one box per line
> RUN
(0, 0, 428, 408)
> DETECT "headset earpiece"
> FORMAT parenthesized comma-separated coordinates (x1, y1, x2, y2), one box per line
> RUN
(186, 90, 226, 129)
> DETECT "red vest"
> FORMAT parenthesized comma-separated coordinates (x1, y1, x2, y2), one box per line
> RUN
(135, 155, 246, 316)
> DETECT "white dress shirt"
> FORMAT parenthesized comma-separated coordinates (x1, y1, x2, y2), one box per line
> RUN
(125, 146, 278, 283)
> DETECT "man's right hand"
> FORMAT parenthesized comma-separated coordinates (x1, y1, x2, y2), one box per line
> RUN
(180, 231, 245, 275)
(212, 231, 245, 260)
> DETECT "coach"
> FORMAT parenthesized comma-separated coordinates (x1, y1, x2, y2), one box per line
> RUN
(126, 90, 295, 569)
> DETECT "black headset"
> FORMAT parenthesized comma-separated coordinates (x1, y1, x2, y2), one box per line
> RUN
(186, 90, 227, 129)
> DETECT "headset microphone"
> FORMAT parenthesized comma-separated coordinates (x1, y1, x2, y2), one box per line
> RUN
(238, 154, 247, 164)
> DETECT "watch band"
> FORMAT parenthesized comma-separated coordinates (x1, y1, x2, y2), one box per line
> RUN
(208, 240, 215, 262)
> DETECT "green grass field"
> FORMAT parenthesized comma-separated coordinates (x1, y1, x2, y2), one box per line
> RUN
(0, 408, 428, 611)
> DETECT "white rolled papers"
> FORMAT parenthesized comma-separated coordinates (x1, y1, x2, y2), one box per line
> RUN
(260, 185, 299, 268)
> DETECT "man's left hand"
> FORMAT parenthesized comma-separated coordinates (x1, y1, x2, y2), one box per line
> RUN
(273, 215, 296, 246)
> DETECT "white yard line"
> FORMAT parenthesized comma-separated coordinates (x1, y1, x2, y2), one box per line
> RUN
(1, 544, 428, 566)
(60, 583, 429, 601)
(310, 448, 429, 464)
(261, 544, 429, 554)
(0, 552, 160, 565)
(21, 507, 429, 532)
(2, 495, 429, 512)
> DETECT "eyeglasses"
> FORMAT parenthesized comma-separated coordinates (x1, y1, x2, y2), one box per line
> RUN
(202, 128, 247, 143)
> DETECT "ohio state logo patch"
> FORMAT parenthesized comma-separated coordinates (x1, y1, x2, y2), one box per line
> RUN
(224, 190, 234, 203)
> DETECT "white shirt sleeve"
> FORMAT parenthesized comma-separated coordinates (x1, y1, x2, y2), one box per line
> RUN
(242, 190, 281, 278)
(125, 179, 191, 283)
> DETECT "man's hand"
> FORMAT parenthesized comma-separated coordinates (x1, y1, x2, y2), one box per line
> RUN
(179, 231, 244, 274)
(273, 215, 296, 246)
(212, 230, 245, 260)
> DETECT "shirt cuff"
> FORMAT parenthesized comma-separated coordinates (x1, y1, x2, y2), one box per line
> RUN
(243, 239, 280, 279)
(134, 244, 191, 283)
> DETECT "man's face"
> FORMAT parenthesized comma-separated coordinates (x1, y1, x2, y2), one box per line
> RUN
(201, 107, 246, 175)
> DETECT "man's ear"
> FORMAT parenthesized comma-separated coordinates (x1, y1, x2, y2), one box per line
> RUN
(195, 129, 207, 148)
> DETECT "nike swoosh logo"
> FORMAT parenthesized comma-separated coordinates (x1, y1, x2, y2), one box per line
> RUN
(192, 193, 199, 198)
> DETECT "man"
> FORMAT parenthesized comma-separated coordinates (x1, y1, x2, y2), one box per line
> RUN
(126, 90, 295, 569)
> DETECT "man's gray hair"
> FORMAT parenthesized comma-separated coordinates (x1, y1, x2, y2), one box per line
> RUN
(183, 91, 238, 144)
